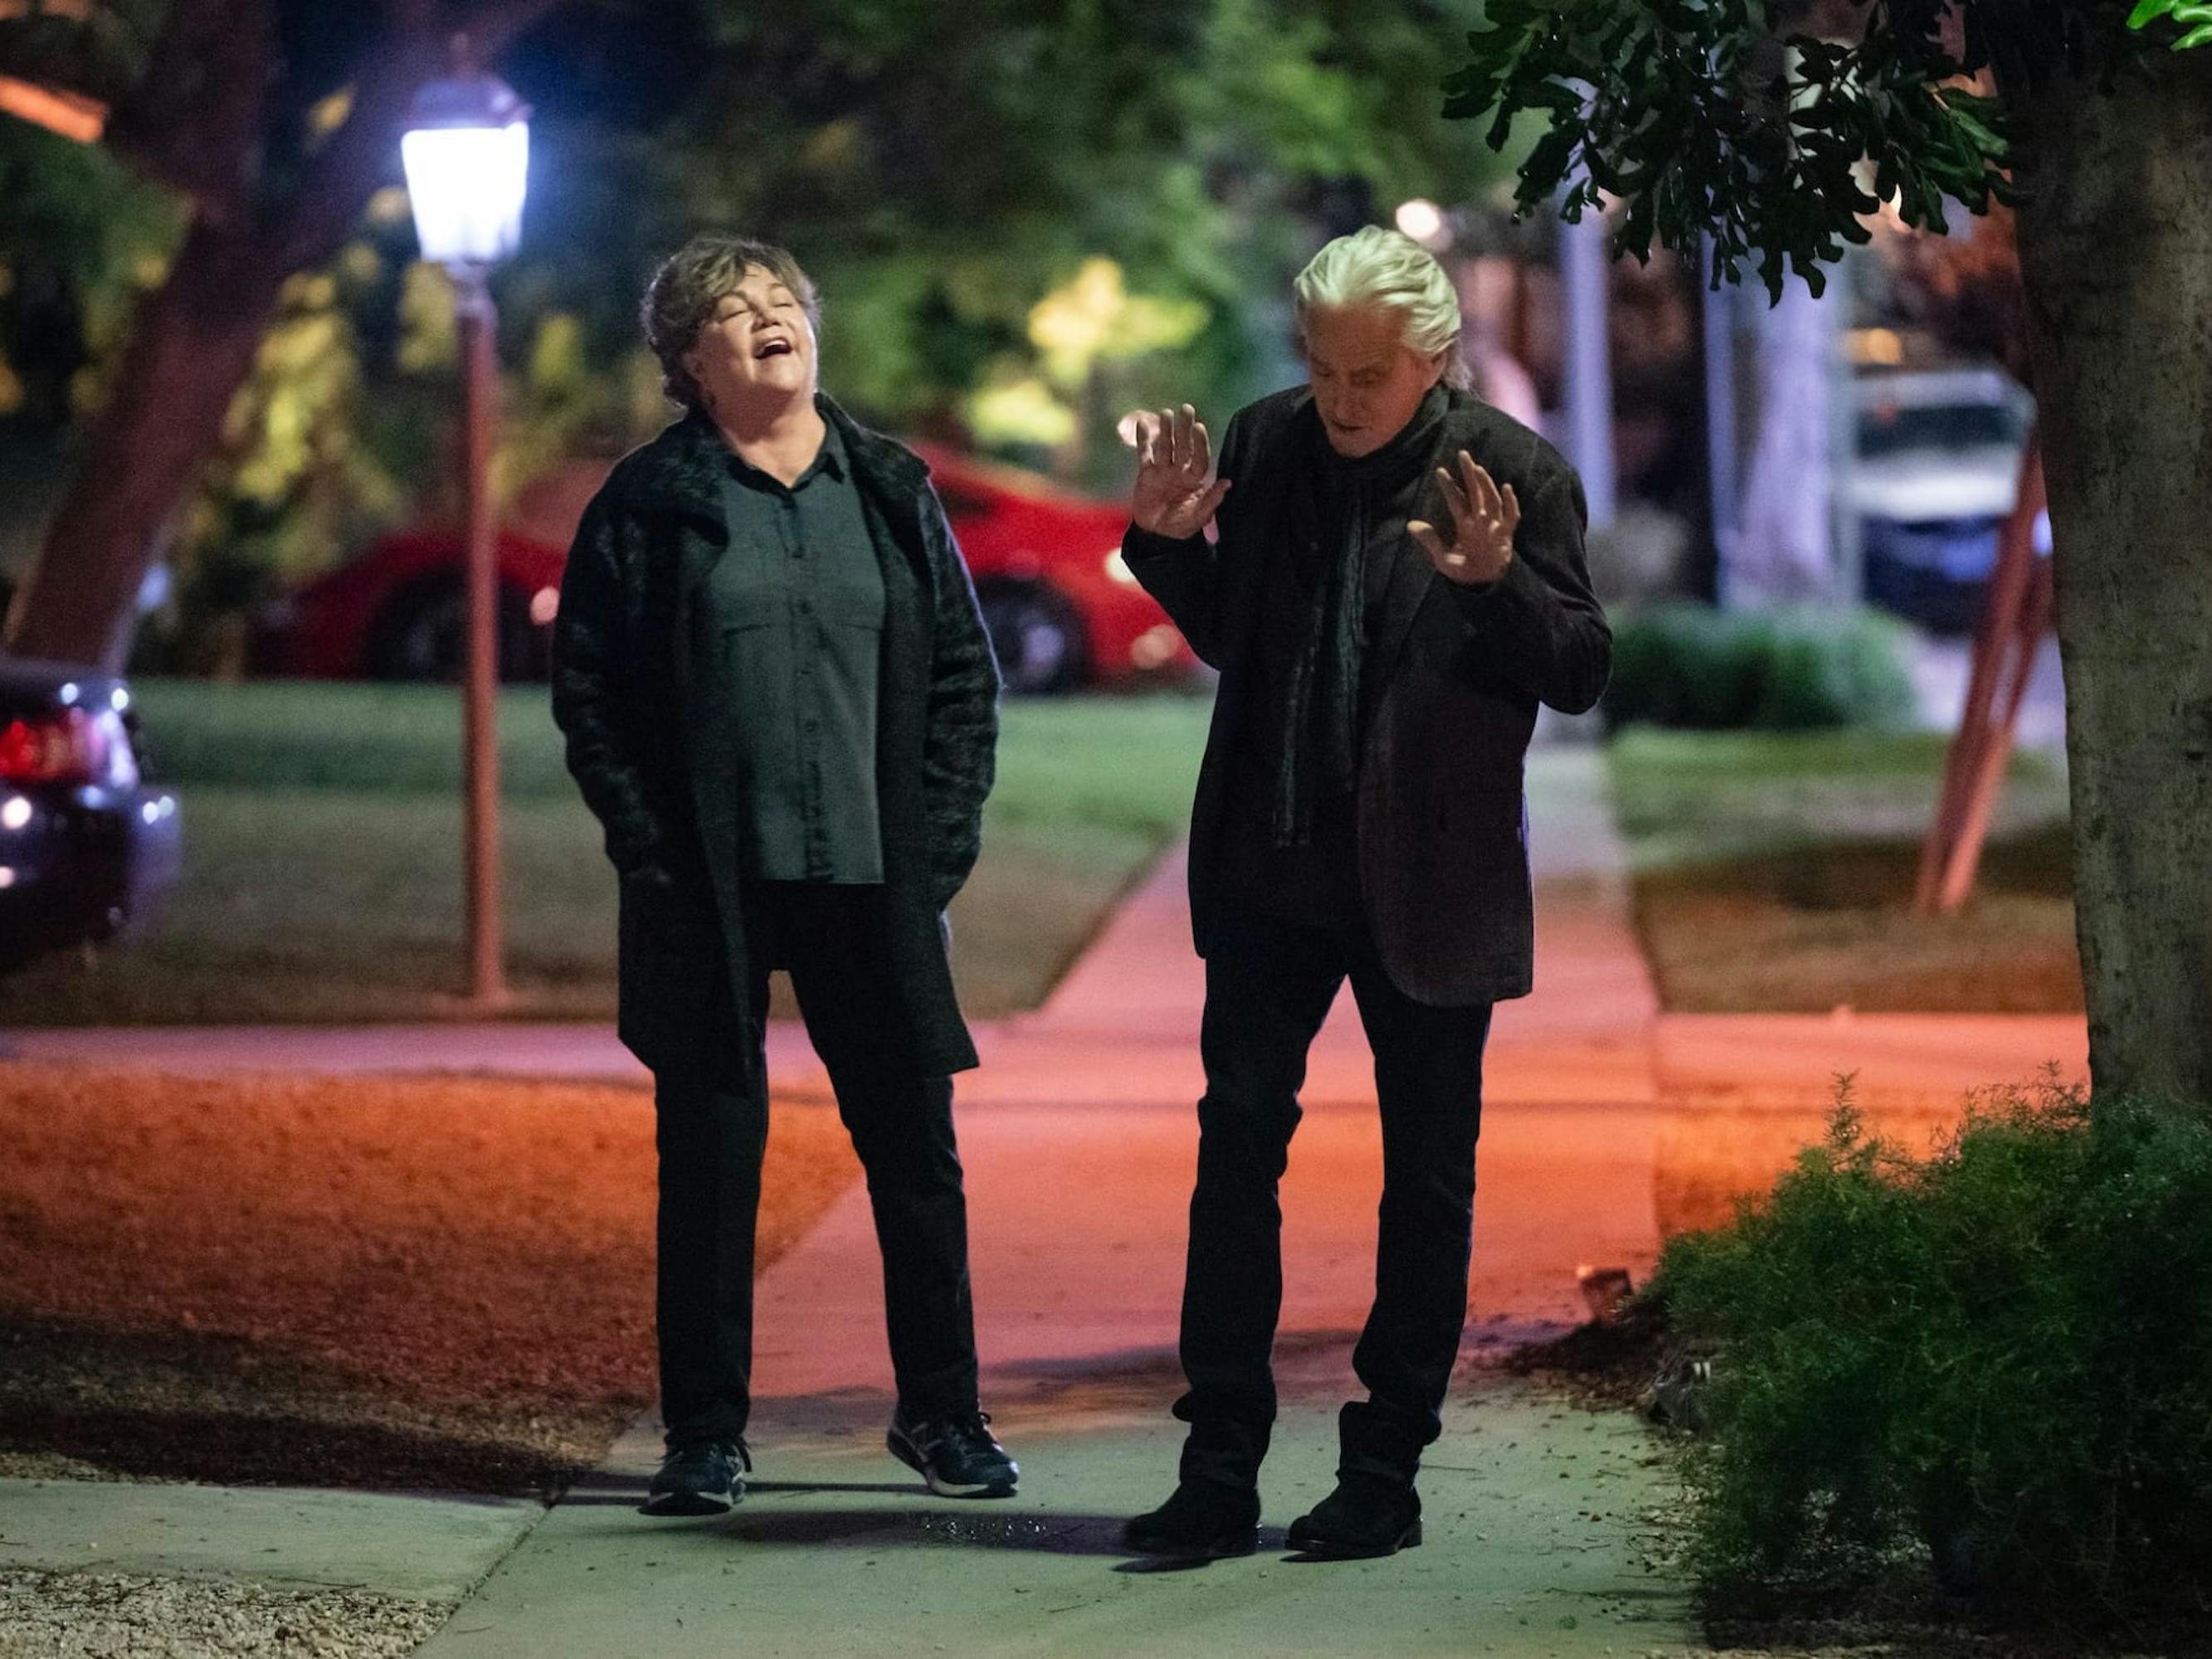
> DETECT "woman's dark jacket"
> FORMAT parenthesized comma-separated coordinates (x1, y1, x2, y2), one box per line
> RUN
(1124, 385, 1610, 1005)
(552, 399, 1000, 1077)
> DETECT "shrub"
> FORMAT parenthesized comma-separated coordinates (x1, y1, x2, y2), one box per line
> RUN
(1652, 1082, 2212, 1628)
(1602, 603, 1918, 733)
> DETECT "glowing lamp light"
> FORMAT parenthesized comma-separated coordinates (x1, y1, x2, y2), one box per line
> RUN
(1395, 198, 1449, 251)
(401, 69, 530, 267)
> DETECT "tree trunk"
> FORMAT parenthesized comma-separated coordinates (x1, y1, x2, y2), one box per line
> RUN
(0, 0, 559, 673)
(5, 215, 288, 669)
(2008, 43, 2212, 1106)
(1729, 271, 1837, 605)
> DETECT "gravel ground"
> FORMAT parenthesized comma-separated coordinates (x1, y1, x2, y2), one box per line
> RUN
(0, 1064, 863, 1657)
(0, 1569, 441, 1659)
(0, 1064, 860, 1492)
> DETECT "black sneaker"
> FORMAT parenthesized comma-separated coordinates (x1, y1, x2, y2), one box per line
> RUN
(1123, 1480, 1261, 1559)
(641, 1438, 749, 1517)
(886, 1406, 1018, 1497)
(1285, 1473, 1422, 1559)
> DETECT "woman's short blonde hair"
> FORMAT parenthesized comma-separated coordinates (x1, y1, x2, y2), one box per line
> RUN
(641, 233, 821, 413)
(1293, 226, 1470, 390)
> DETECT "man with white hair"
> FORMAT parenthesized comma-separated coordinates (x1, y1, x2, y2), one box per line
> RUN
(1118, 226, 1610, 1560)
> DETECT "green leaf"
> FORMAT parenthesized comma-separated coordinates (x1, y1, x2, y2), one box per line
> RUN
(1441, 0, 2013, 300)
(2128, 0, 2212, 46)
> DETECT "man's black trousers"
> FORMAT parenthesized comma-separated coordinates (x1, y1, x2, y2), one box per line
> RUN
(650, 881, 979, 1448)
(1175, 900, 1494, 1490)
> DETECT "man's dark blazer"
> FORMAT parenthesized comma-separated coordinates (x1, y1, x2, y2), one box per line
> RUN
(552, 399, 999, 1078)
(1124, 385, 1610, 1005)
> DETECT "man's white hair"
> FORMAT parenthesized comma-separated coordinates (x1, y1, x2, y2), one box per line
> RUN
(1293, 226, 1470, 389)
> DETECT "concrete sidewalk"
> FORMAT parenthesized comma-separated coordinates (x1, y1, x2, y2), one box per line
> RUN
(0, 746, 2093, 1657)
(0, 1481, 539, 1600)
(404, 747, 1690, 1659)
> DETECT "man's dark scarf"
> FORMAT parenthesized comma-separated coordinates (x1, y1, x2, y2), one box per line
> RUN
(1273, 384, 1448, 847)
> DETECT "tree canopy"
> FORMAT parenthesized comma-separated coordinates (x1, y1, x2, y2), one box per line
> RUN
(1441, 0, 2201, 301)
(0, 0, 1524, 657)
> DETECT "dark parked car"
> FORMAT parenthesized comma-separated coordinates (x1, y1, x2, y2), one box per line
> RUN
(0, 660, 181, 974)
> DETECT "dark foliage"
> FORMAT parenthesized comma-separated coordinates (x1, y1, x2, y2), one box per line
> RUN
(1654, 1083, 2212, 1630)
(1437, 1, 2183, 300)
(1601, 603, 1917, 732)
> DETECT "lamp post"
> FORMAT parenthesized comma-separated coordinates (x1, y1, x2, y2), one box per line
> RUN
(402, 52, 529, 1010)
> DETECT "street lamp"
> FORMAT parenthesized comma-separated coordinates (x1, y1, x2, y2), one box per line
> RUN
(402, 50, 529, 1010)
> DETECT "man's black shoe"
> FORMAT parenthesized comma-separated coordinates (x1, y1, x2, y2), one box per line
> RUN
(1286, 1474, 1422, 1558)
(641, 1438, 749, 1517)
(1122, 1480, 1262, 1559)
(887, 1406, 1018, 1497)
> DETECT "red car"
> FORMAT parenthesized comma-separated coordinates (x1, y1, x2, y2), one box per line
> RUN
(273, 445, 1191, 695)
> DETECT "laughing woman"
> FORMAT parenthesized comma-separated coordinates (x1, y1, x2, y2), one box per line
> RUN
(552, 232, 1015, 1516)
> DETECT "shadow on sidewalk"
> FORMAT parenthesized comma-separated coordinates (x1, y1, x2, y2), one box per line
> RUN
(0, 1316, 603, 1496)
(558, 1477, 924, 1506)
(557, 1500, 1177, 1558)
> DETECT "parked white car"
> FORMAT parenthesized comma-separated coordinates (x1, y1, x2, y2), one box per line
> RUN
(1849, 366, 2037, 634)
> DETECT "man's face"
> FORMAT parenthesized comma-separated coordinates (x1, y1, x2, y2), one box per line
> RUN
(1303, 303, 1445, 459)
(684, 265, 817, 418)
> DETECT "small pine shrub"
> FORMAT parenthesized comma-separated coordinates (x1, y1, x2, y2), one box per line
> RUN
(1602, 604, 1918, 732)
(1652, 1082, 2212, 1627)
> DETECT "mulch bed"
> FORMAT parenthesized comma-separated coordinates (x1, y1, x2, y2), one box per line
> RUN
(0, 1065, 859, 1495)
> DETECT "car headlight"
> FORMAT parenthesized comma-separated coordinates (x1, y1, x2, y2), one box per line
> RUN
(1104, 547, 1138, 586)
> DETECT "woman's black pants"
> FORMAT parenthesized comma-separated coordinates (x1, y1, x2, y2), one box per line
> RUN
(651, 881, 979, 1448)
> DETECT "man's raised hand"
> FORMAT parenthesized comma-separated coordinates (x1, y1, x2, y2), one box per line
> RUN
(1410, 450, 1519, 586)
(1131, 404, 1230, 540)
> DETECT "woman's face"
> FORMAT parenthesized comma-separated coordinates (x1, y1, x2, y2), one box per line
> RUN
(1303, 303, 1446, 459)
(683, 264, 817, 419)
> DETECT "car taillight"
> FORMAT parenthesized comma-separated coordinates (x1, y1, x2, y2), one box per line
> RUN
(0, 708, 136, 787)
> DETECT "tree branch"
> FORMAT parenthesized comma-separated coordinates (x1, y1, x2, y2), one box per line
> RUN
(454, 0, 571, 63)
(99, 0, 271, 219)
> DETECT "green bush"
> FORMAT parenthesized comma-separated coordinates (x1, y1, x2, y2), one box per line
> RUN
(1653, 1084, 2212, 1627)
(1602, 604, 1918, 732)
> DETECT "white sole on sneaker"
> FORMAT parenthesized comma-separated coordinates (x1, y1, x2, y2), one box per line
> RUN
(886, 1429, 1016, 1498)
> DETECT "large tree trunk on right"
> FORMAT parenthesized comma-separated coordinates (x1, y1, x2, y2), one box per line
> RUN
(2009, 42, 2212, 1107)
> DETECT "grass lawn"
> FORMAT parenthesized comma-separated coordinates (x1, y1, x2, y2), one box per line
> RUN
(0, 1065, 859, 1493)
(2, 682, 1212, 1024)
(1608, 728, 2082, 1014)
